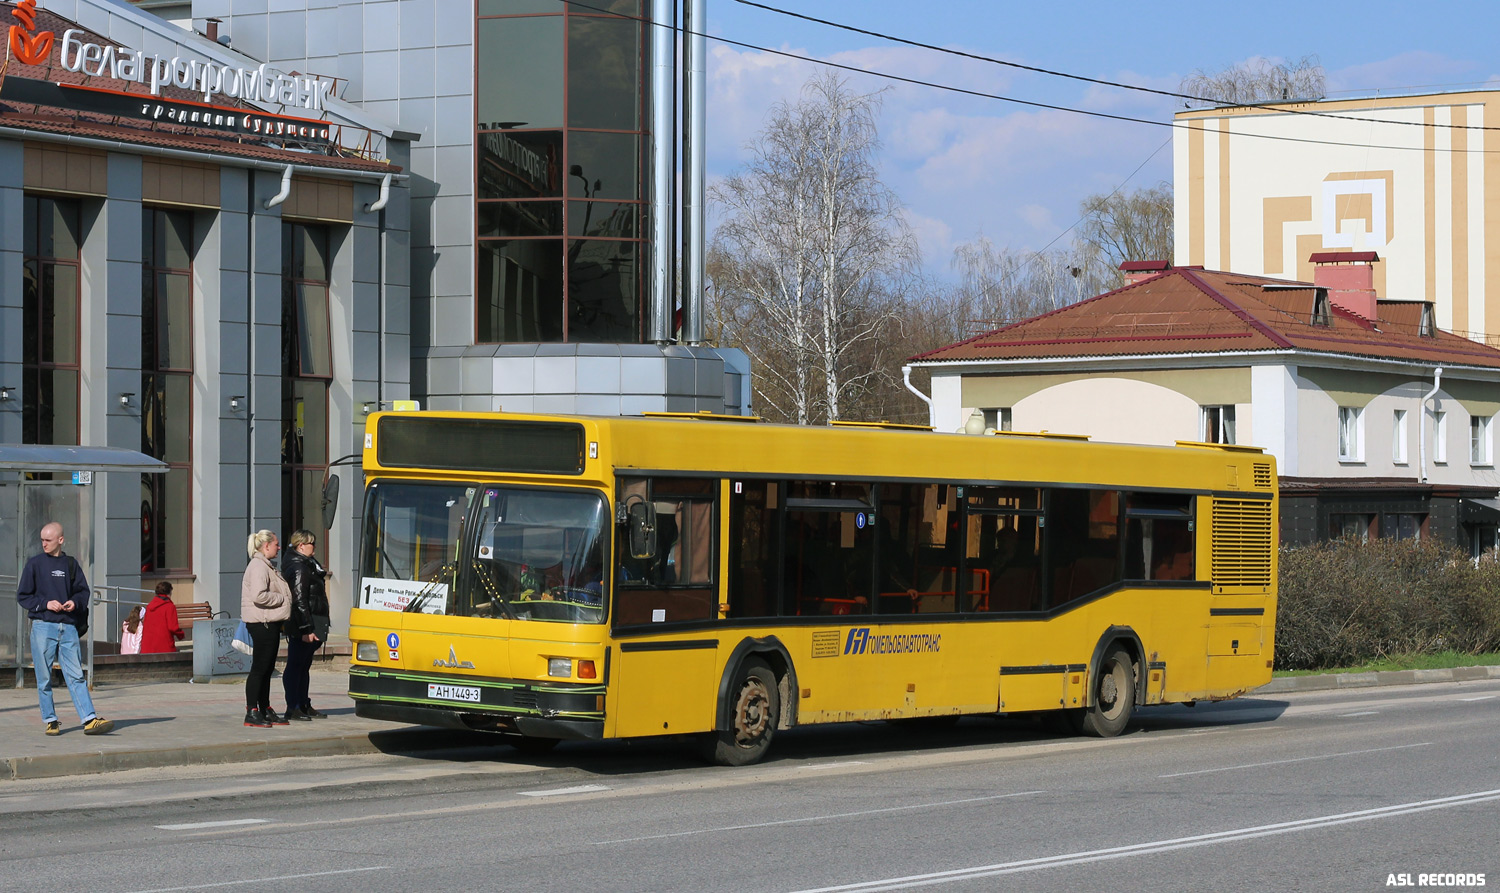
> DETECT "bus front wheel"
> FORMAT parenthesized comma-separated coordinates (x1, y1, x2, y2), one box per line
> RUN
(1074, 645, 1136, 738)
(699, 658, 778, 766)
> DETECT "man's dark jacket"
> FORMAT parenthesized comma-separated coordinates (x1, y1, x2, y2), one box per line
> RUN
(16, 551, 90, 633)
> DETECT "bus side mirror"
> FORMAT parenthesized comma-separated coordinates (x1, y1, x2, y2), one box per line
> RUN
(627, 500, 657, 560)
(321, 474, 341, 529)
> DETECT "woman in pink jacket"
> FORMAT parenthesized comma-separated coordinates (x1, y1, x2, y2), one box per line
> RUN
(240, 530, 292, 728)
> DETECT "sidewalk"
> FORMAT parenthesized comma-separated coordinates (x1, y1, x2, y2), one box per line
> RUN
(4, 661, 1499, 781)
(0, 660, 443, 781)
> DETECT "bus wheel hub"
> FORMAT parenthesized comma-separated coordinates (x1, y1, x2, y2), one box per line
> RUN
(734, 683, 770, 744)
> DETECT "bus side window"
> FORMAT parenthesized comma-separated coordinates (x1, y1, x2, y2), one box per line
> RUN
(614, 477, 718, 626)
(728, 481, 780, 618)
(1124, 493, 1195, 581)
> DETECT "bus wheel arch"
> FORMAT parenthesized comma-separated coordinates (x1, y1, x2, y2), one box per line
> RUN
(700, 638, 798, 766)
(1074, 626, 1144, 737)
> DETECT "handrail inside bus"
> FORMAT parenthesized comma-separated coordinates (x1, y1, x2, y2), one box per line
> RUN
(639, 411, 762, 423)
(1173, 440, 1267, 453)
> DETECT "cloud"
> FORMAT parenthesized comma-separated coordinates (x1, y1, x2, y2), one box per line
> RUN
(1327, 51, 1479, 95)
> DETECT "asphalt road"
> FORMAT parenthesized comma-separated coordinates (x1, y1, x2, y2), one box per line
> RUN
(2, 679, 1497, 893)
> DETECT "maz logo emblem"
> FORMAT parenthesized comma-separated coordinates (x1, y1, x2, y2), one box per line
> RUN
(433, 646, 475, 669)
(9, 0, 54, 67)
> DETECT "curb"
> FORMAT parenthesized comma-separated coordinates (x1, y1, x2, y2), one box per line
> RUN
(1255, 665, 1500, 694)
(0, 726, 478, 782)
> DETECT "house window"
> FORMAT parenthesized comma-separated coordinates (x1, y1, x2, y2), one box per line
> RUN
(1338, 406, 1363, 462)
(1380, 513, 1424, 542)
(282, 223, 333, 557)
(1392, 409, 1408, 465)
(141, 208, 194, 574)
(1435, 411, 1448, 464)
(22, 196, 82, 446)
(1472, 415, 1494, 465)
(1328, 513, 1373, 542)
(1202, 405, 1236, 444)
(982, 408, 1012, 432)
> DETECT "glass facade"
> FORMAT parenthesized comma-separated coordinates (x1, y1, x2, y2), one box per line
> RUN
(282, 223, 333, 557)
(141, 208, 194, 574)
(475, 0, 646, 343)
(21, 196, 82, 446)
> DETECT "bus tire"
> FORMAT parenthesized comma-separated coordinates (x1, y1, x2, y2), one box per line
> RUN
(1077, 645, 1136, 738)
(505, 735, 560, 755)
(699, 658, 778, 766)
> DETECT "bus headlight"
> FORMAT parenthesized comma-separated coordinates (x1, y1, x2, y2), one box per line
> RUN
(356, 641, 379, 662)
(548, 658, 571, 678)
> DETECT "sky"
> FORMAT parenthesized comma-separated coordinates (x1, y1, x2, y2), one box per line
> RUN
(701, 0, 1500, 282)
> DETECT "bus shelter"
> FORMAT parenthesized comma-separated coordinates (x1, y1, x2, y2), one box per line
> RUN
(1, 445, 167, 684)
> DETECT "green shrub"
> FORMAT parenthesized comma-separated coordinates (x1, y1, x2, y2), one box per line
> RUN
(1275, 538, 1500, 670)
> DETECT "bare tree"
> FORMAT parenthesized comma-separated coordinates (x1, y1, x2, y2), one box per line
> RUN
(948, 235, 1114, 330)
(1181, 55, 1327, 106)
(1076, 183, 1174, 288)
(709, 72, 919, 425)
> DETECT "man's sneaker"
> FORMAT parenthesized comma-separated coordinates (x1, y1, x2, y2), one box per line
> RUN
(286, 706, 312, 721)
(82, 717, 114, 735)
(244, 709, 271, 728)
(261, 709, 290, 726)
(302, 705, 328, 719)
(44, 720, 61, 736)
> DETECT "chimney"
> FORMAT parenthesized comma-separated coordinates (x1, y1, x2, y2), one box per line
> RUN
(1310, 251, 1379, 321)
(1119, 260, 1170, 286)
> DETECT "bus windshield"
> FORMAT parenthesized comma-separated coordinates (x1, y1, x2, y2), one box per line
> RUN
(360, 480, 608, 624)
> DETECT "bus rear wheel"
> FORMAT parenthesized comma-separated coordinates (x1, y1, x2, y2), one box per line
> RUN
(1075, 645, 1136, 738)
(699, 658, 778, 766)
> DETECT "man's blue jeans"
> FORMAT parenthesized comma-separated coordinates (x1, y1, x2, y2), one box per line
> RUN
(30, 620, 97, 723)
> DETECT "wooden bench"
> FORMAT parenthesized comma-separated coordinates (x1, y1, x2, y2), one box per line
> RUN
(177, 602, 220, 641)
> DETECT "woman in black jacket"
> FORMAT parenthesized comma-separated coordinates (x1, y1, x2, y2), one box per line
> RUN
(281, 529, 331, 720)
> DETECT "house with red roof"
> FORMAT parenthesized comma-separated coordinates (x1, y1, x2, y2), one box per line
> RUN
(909, 253, 1500, 553)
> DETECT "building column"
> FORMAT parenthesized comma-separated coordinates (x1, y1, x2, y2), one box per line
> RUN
(0, 140, 22, 444)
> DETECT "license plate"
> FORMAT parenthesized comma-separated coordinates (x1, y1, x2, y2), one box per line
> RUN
(428, 683, 481, 703)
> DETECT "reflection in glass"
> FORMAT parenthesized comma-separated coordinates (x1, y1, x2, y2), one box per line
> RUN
(477, 0, 562, 14)
(294, 284, 333, 377)
(478, 201, 563, 238)
(477, 130, 563, 199)
(567, 131, 640, 200)
(568, 201, 638, 238)
(42, 264, 79, 365)
(567, 16, 640, 130)
(477, 17, 564, 130)
(568, 239, 638, 342)
(477, 239, 565, 342)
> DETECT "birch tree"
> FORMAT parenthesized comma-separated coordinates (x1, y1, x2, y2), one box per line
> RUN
(709, 72, 919, 425)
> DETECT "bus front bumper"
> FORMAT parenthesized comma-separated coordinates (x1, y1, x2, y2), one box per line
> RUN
(349, 666, 605, 740)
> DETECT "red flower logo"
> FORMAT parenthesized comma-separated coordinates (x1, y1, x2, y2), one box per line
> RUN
(9, 0, 54, 66)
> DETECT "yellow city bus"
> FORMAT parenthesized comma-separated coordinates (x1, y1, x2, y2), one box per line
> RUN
(348, 410, 1277, 764)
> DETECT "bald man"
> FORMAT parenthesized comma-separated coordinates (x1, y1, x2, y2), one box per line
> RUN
(17, 522, 114, 736)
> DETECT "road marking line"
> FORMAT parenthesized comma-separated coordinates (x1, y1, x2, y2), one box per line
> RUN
(786, 789, 1500, 892)
(1158, 742, 1428, 778)
(1338, 711, 1379, 717)
(519, 784, 611, 797)
(122, 866, 388, 892)
(798, 761, 871, 770)
(1457, 695, 1496, 702)
(154, 819, 269, 831)
(594, 791, 1044, 845)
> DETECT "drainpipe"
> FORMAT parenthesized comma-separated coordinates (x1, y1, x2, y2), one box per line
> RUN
(1419, 366, 1442, 483)
(901, 365, 934, 428)
(264, 164, 293, 209)
(648, 0, 675, 344)
(364, 172, 391, 213)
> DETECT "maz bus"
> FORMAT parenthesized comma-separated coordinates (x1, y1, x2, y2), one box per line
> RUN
(348, 410, 1277, 765)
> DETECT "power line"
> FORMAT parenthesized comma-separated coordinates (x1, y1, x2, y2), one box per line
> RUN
(554, 0, 1500, 154)
(734, 0, 1500, 134)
